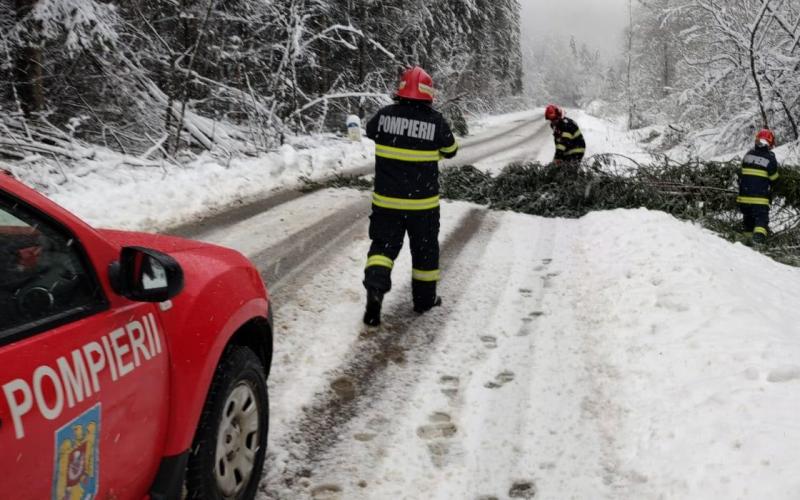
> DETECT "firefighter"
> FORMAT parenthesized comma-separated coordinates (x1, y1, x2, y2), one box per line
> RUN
(362, 66, 459, 326)
(545, 104, 585, 164)
(737, 129, 779, 245)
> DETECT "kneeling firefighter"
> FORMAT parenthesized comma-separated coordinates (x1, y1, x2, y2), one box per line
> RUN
(362, 66, 459, 326)
(737, 129, 780, 245)
(545, 104, 585, 164)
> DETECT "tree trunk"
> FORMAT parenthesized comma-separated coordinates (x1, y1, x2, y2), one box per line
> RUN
(14, 0, 44, 116)
(360, 2, 370, 118)
(749, 0, 772, 128)
(626, 0, 634, 130)
(662, 38, 670, 98)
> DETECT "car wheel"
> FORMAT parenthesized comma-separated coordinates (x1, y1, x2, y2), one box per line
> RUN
(186, 345, 269, 500)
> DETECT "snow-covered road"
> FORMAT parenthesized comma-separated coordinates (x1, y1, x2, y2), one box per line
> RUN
(177, 114, 800, 500)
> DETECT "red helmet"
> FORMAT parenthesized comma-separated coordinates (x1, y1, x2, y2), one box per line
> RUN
(396, 67, 434, 102)
(756, 129, 775, 148)
(545, 104, 563, 121)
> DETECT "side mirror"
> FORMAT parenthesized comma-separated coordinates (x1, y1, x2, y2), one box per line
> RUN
(109, 246, 184, 303)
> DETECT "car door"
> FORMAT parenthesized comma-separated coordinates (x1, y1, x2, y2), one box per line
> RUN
(0, 191, 170, 499)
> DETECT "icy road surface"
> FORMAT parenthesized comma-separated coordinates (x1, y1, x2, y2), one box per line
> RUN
(173, 112, 800, 499)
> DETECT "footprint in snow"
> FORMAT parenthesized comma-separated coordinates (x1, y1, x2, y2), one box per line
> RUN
(439, 375, 460, 399)
(353, 432, 377, 442)
(311, 484, 343, 499)
(417, 412, 458, 467)
(417, 414, 457, 439)
(509, 480, 538, 499)
(767, 366, 800, 383)
(485, 370, 515, 389)
(330, 377, 356, 401)
(481, 335, 498, 349)
(541, 272, 560, 289)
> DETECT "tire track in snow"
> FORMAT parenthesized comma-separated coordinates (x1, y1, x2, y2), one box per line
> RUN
(443, 120, 547, 168)
(247, 197, 370, 294)
(266, 208, 496, 496)
(168, 189, 310, 239)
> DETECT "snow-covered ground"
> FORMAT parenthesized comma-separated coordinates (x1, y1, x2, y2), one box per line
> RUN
(193, 187, 800, 499)
(2, 137, 373, 232)
(0, 109, 543, 232)
(466, 107, 650, 174)
(0, 107, 656, 233)
(571, 109, 651, 163)
(619, 121, 800, 166)
(4, 109, 799, 499)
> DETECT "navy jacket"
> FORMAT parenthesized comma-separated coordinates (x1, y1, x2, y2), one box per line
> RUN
(552, 117, 586, 161)
(366, 100, 458, 211)
(737, 145, 779, 206)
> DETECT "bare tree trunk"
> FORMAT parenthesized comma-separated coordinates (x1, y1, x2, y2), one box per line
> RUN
(749, 0, 772, 128)
(357, 0, 367, 118)
(14, 0, 44, 116)
(172, 0, 216, 154)
(662, 38, 670, 98)
(626, 0, 634, 130)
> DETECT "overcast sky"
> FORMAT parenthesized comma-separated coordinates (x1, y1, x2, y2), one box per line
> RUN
(520, 0, 629, 59)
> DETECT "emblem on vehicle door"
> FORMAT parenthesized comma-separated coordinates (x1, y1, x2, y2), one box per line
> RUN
(52, 404, 100, 500)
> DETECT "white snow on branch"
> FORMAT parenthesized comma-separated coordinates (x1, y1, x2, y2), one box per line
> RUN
(27, 0, 119, 54)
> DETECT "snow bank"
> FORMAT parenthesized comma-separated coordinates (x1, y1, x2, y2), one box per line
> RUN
(5, 137, 372, 232)
(287, 205, 800, 499)
(469, 107, 652, 163)
(571, 209, 800, 498)
(569, 109, 652, 164)
(774, 140, 800, 165)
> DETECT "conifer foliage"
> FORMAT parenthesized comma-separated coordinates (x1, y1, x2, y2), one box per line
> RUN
(441, 160, 800, 265)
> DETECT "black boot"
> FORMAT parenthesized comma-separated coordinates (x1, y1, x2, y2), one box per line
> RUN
(414, 296, 442, 314)
(363, 288, 384, 326)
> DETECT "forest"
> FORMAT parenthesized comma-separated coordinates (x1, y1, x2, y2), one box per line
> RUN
(0, 0, 522, 160)
(3, 1, 800, 162)
(530, 0, 800, 155)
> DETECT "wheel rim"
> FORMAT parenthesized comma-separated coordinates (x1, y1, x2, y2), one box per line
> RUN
(215, 382, 261, 498)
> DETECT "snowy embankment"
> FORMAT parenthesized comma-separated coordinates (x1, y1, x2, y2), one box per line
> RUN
(567, 210, 800, 499)
(463, 107, 651, 174)
(3, 136, 373, 232)
(617, 119, 800, 166)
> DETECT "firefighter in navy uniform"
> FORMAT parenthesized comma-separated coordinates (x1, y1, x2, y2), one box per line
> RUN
(362, 66, 459, 326)
(545, 104, 585, 164)
(737, 129, 779, 245)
